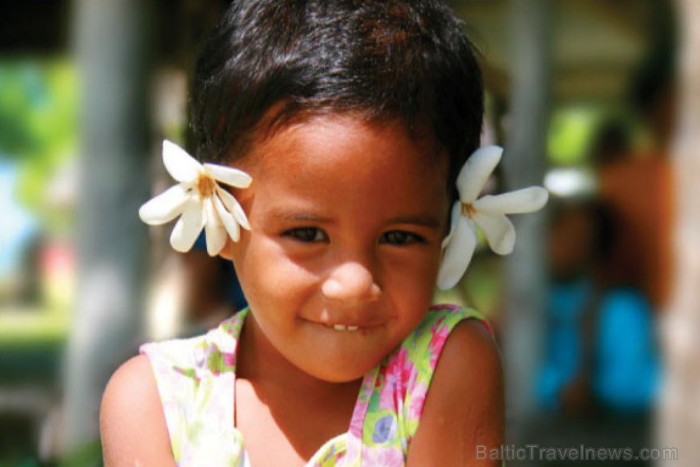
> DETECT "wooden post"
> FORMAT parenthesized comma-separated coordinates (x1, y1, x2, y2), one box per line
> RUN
(501, 0, 552, 443)
(62, 0, 152, 452)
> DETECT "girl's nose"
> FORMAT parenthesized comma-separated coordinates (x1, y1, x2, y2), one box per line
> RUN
(321, 262, 381, 305)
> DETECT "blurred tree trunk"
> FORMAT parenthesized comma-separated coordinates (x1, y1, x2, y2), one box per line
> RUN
(660, 0, 700, 465)
(501, 0, 552, 444)
(62, 0, 152, 453)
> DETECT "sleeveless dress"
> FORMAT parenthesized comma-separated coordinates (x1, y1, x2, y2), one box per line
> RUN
(140, 304, 490, 466)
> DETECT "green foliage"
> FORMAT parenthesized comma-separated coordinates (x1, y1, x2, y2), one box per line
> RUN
(0, 59, 77, 227)
(59, 439, 103, 467)
(547, 106, 602, 167)
(0, 60, 76, 162)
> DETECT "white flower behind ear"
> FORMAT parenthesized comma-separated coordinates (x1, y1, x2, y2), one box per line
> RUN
(437, 146, 548, 290)
(139, 140, 252, 256)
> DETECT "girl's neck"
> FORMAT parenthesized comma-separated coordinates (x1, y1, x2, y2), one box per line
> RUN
(233, 310, 362, 463)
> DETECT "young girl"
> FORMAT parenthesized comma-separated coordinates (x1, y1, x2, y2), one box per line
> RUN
(101, 1, 546, 465)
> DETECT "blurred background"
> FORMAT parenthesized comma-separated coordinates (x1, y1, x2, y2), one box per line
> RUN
(0, 0, 697, 465)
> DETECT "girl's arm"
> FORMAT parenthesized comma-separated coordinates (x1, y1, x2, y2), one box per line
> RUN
(406, 320, 505, 466)
(100, 355, 176, 466)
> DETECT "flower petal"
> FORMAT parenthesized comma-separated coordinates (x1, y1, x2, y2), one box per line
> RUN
(138, 184, 190, 225)
(441, 201, 462, 249)
(473, 212, 515, 255)
(216, 186, 251, 230)
(163, 140, 202, 184)
(473, 187, 549, 214)
(204, 163, 252, 189)
(170, 201, 204, 252)
(202, 197, 220, 226)
(202, 197, 226, 255)
(436, 216, 478, 290)
(204, 225, 227, 256)
(213, 194, 241, 242)
(456, 145, 503, 203)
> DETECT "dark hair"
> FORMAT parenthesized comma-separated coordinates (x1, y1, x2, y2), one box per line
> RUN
(190, 0, 484, 200)
(590, 118, 632, 167)
(628, 0, 676, 116)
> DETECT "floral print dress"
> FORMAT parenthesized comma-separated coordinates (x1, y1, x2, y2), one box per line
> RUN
(140, 304, 490, 466)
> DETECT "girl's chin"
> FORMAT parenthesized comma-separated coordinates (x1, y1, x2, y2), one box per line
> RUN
(295, 353, 382, 384)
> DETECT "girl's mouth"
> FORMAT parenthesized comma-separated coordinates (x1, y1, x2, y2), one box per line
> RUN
(323, 323, 360, 332)
(302, 316, 384, 331)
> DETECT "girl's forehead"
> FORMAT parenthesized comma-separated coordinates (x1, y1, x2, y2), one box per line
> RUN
(237, 114, 450, 219)
(245, 114, 446, 177)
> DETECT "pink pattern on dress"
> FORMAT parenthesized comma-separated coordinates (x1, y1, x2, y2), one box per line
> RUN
(429, 321, 452, 368)
(407, 381, 428, 422)
(362, 444, 405, 466)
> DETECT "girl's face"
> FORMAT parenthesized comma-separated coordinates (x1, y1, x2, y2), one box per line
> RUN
(222, 115, 450, 383)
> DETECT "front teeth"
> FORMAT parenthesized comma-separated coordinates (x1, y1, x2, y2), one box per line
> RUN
(331, 324, 359, 332)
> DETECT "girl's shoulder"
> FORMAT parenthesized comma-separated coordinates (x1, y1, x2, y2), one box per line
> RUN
(100, 354, 176, 466)
(372, 303, 494, 395)
(402, 303, 492, 350)
(131, 312, 246, 464)
(374, 304, 492, 395)
(137, 311, 246, 400)
(356, 303, 498, 461)
(100, 314, 240, 465)
(101, 316, 242, 467)
(388, 303, 493, 376)
(404, 304, 504, 465)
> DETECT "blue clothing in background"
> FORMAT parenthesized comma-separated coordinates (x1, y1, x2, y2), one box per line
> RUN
(193, 234, 248, 311)
(536, 279, 661, 413)
(595, 289, 660, 410)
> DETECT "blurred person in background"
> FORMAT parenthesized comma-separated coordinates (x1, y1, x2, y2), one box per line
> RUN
(538, 199, 661, 415)
(594, 47, 676, 311)
(534, 198, 661, 464)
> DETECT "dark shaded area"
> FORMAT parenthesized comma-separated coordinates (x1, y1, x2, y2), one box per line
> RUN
(0, 414, 46, 466)
(0, 342, 62, 465)
(0, 1, 69, 54)
(0, 0, 229, 57)
(517, 413, 652, 466)
(0, 341, 63, 385)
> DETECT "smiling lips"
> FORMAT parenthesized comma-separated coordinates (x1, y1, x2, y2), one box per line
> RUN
(325, 323, 360, 332)
(314, 320, 384, 332)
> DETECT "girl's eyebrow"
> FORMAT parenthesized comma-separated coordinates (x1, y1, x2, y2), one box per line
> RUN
(268, 209, 334, 223)
(387, 214, 442, 229)
(268, 208, 441, 228)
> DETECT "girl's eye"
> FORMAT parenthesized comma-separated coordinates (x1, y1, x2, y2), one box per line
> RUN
(283, 227, 328, 243)
(380, 230, 424, 245)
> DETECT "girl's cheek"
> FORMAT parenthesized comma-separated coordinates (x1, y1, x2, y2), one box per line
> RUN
(250, 239, 320, 292)
(382, 248, 442, 277)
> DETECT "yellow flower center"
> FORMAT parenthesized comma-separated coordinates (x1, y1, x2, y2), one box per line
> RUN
(197, 173, 216, 198)
(461, 203, 477, 218)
